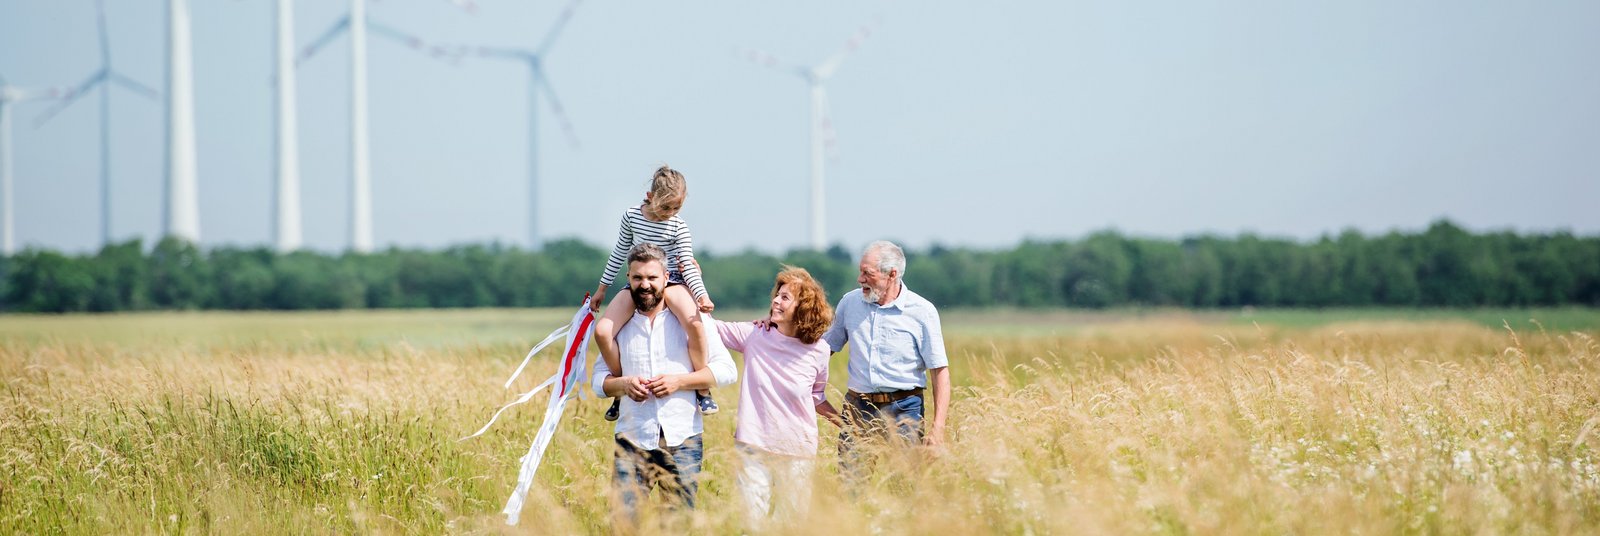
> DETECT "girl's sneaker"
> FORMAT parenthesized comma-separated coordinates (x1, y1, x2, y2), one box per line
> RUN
(697, 392, 719, 415)
(605, 398, 620, 421)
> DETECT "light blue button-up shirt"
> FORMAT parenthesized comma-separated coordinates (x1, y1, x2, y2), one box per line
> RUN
(823, 281, 948, 394)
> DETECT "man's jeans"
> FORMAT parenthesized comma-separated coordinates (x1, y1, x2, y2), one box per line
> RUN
(613, 433, 704, 524)
(838, 394, 923, 483)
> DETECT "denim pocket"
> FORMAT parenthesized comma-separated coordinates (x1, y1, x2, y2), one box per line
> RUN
(893, 395, 924, 421)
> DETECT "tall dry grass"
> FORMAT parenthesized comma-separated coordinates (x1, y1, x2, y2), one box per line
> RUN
(1, 311, 1597, 534)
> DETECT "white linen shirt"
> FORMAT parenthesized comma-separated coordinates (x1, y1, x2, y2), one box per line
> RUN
(823, 281, 949, 394)
(592, 310, 737, 450)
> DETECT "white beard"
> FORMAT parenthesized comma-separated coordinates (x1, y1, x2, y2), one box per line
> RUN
(861, 287, 881, 303)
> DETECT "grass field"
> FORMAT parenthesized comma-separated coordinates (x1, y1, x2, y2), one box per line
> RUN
(3, 308, 1599, 534)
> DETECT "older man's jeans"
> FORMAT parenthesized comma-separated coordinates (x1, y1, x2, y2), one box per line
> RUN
(613, 433, 703, 524)
(838, 394, 923, 484)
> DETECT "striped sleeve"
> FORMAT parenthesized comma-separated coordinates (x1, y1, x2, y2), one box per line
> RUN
(668, 219, 709, 300)
(598, 209, 635, 287)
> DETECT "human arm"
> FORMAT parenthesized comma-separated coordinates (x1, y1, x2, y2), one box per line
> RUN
(712, 319, 753, 353)
(925, 366, 950, 447)
(679, 258, 715, 312)
(591, 285, 609, 313)
(816, 400, 844, 428)
(921, 307, 951, 447)
(606, 375, 652, 402)
(593, 210, 635, 311)
(822, 298, 849, 353)
(812, 346, 842, 427)
(644, 312, 738, 397)
(668, 221, 710, 303)
(592, 351, 649, 401)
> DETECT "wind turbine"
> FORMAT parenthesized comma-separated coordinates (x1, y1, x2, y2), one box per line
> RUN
(271, 0, 302, 252)
(1, 78, 67, 255)
(165, 0, 200, 244)
(744, 19, 880, 251)
(466, 0, 582, 252)
(30, 0, 161, 250)
(298, 0, 475, 253)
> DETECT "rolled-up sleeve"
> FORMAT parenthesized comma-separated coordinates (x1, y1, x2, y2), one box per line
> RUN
(919, 306, 949, 370)
(823, 299, 850, 353)
(591, 353, 613, 398)
(702, 313, 738, 387)
(810, 346, 829, 406)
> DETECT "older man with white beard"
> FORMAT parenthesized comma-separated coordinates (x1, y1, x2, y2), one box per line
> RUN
(822, 240, 952, 479)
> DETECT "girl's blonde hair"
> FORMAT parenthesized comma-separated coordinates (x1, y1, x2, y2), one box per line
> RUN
(772, 265, 834, 345)
(650, 164, 686, 199)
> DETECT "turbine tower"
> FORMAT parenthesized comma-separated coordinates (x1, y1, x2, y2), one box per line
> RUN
(468, 0, 582, 252)
(166, 0, 200, 243)
(273, 0, 302, 252)
(744, 19, 880, 251)
(31, 0, 160, 249)
(299, 0, 475, 253)
(1, 78, 66, 255)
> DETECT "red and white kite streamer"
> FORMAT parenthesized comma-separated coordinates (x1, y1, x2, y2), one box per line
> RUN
(461, 296, 596, 525)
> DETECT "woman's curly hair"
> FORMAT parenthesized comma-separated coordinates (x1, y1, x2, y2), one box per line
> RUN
(773, 265, 834, 345)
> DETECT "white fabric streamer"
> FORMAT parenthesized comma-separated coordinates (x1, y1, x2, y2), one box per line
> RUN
(503, 325, 572, 389)
(458, 373, 561, 442)
(492, 298, 595, 526)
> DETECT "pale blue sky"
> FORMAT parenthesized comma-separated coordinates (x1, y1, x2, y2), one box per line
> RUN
(2, 0, 1597, 254)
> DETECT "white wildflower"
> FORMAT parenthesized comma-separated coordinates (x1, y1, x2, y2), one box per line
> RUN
(1453, 450, 1473, 471)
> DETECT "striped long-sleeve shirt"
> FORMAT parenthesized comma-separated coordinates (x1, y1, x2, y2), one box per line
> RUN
(598, 205, 709, 300)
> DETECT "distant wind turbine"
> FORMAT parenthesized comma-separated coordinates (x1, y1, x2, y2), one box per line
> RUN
(272, 0, 302, 252)
(1, 78, 67, 255)
(165, 0, 200, 243)
(467, 0, 583, 251)
(298, 0, 475, 253)
(31, 0, 161, 250)
(743, 18, 881, 251)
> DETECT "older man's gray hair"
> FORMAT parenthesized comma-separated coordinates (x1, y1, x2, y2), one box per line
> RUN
(862, 240, 906, 276)
(628, 243, 667, 267)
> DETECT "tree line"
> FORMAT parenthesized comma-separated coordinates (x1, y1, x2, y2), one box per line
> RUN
(3, 220, 1597, 313)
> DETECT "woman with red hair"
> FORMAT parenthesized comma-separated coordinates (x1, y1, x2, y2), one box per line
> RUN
(713, 266, 842, 527)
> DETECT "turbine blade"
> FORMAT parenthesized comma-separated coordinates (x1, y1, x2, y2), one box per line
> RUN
(535, 0, 583, 56)
(31, 69, 108, 128)
(7, 85, 69, 103)
(108, 72, 160, 100)
(368, 19, 469, 63)
(297, 15, 351, 67)
(95, 0, 111, 65)
(740, 47, 809, 79)
(814, 16, 883, 81)
(532, 65, 579, 149)
(476, 46, 532, 61)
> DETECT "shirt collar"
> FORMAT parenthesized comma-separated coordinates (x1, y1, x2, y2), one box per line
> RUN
(876, 281, 911, 310)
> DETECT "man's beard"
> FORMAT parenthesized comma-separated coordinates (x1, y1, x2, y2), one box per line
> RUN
(631, 285, 661, 312)
(861, 286, 881, 303)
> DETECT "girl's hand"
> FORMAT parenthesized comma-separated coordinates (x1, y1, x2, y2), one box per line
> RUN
(591, 285, 608, 312)
(697, 295, 715, 313)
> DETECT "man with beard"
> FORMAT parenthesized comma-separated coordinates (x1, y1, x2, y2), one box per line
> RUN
(592, 243, 736, 528)
(822, 240, 951, 479)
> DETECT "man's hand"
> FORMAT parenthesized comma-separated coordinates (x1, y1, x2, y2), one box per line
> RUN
(696, 295, 716, 313)
(643, 374, 686, 398)
(591, 285, 608, 313)
(924, 422, 946, 448)
(620, 376, 650, 402)
(753, 318, 774, 331)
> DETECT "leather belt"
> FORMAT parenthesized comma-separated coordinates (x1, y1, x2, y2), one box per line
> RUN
(847, 388, 923, 405)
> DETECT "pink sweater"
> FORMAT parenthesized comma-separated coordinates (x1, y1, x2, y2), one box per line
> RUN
(715, 320, 831, 457)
